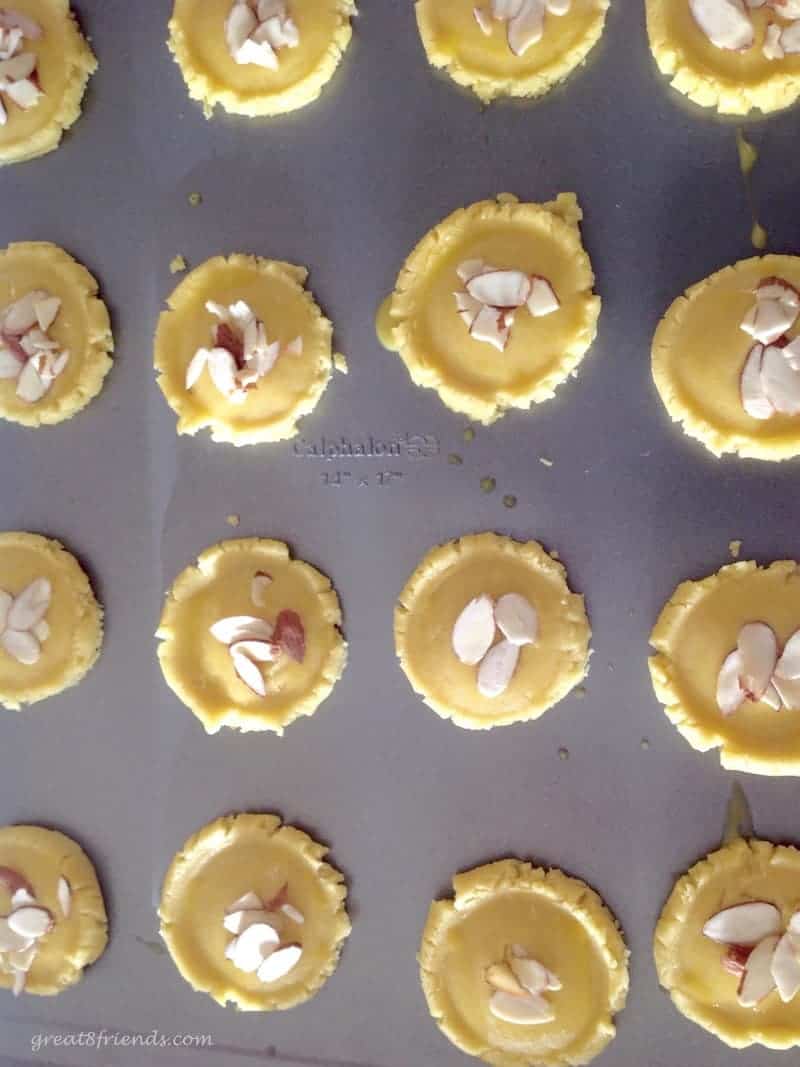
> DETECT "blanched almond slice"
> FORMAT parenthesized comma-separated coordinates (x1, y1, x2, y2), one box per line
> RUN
(742, 299, 798, 345)
(466, 269, 531, 309)
(281, 902, 304, 924)
(471, 305, 509, 351)
(452, 595, 496, 665)
(527, 276, 560, 317)
(0, 50, 34, 80)
(226, 891, 262, 913)
(230, 639, 277, 663)
(237, 37, 279, 68)
(257, 943, 302, 983)
(762, 682, 782, 711)
(757, 278, 800, 306)
(740, 344, 774, 420)
(509, 956, 549, 996)
(489, 989, 555, 1024)
(776, 628, 800, 680)
(790, 911, 800, 935)
(225, 1, 257, 56)
(2, 289, 48, 335)
(492, 0, 525, 18)
(258, 0, 286, 18)
(207, 346, 239, 397)
(0, 345, 23, 378)
(782, 20, 800, 53)
(771, 932, 800, 1002)
(772, 0, 800, 16)
(689, 0, 755, 50)
(477, 639, 520, 698)
(251, 572, 272, 607)
(486, 962, 526, 995)
(0, 10, 42, 39)
(716, 650, 745, 716)
(223, 908, 280, 935)
(273, 609, 305, 663)
(209, 616, 274, 644)
(474, 6, 494, 33)
(772, 674, 800, 712)
(763, 22, 785, 58)
(1, 629, 40, 665)
(57, 877, 70, 919)
(737, 622, 778, 701)
(185, 348, 209, 390)
(723, 944, 752, 976)
(20, 328, 58, 356)
(8, 577, 50, 631)
(231, 648, 267, 697)
(5, 77, 40, 109)
(761, 344, 800, 415)
(34, 297, 60, 333)
(7, 943, 36, 973)
(738, 934, 779, 1007)
(230, 922, 280, 972)
(507, 0, 546, 56)
(15, 359, 48, 403)
(8, 906, 51, 939)
(785, 337, 800, 370)
(495, 593, 538, 647)
(455, 290, 484, 331)
(11, 968, 24, 996)
(703, 901, 782, 945)
(456, 259, 486, 283)
(11, 887, 35, 909)
(0, 917, 31, 952)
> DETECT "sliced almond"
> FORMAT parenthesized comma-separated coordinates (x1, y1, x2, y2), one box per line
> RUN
(0, 10, 42, 39)
(466, 269, 531, 309)
(226, 890, 262, 913)
(763, 22, 785, 58)
(8, 577, 50, 631)
(223, 908, 281, 936)
(286, 336, 303, 357)
(230, 922, 280, 973)
(740, 344, 774, 420)
(273, 609, 305, 663)
(489, 989, 555, 1025)
(474, 6, 494, 33)
(0, 50, 33, 80)
(491, 0, 525, 18)
(207, 346, 240, 398)
(237, 36, 279, 69)
(0, 345, 23, 378)
(761, 344, 800, 414)
(771, 931, 800, 1002)
(471, 305, 510, 351)
(229, 639, 277, 663)
(34, 296, 60, 333)
(257, 943, 302, 983)
(762, 682, 782, 711)
(231, 648, 267, 697)
(15, 359, 48, 403)
(738, 934, 779, 1007)
(507, 0, 546, 56)
(8, 906, 51, 940)
(477, 639, 520, 698)
(11, 968, 25, 996)
(258, 0, 286, 18)
(56, 876, 70, 918)
(452, 595, 496, 665)
(742, 298, 798, 345)
(7, 943, 36, 973)
(225, 1, 258, 57)
(772, 673, 800, 712)
(776, 629, 800, 679)
(790, 911, 800, 936)
(456, 259, 486, 283)
(782, 20, 800, 53)
(737, 622, 778, 701)
(209, 616, 274, 644)
(486, 962, 526, 995)
(716, 649, 745, 716)
(0, 917, 31, 953)
(251, 572, 272, 607)
(757, 278, 800, 307)
(455, 290, 484, 331)
(0, 97, 5, 126)
(509, 956, 549, 996)
(527, 276, 560, 318)
(785, 337, 800, 370)
(1, 628, 40, 665)
(20, 328, 57, 356)
(281, 902, 304, 925)
(5, 77, 40, 109)
(10, 887, 35, 909)
(723, 944, 752, 976)
(2, 289, 48, 335)
(689, 0, 755, 50)
(703, 901, 782, 946)
(546, 0, 571, 12)
(185, 348, 209, 390)
(494, 593, 538, 647)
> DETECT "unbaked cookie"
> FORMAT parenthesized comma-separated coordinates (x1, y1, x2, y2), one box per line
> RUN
(168, 0, 355, 118)
(395, 532, 590, 730)
(0, 2, 96, 165)
(156, 538, 346, 735)
(155, 254, 337, 446)
(415, 0, 609, 104)
(379, 193, 600, 425)
(655, 836, 800, 1050)
(0, 824, 108, 997)
(159, 812, 350, 1011)
(646, 0, 800, 116)
(649, 559, 800, 776)
(419, 858, 629, 1067)
(0, 531, 102, 711)
(653, 256, 800, 460)
(0, 242, 113, 427)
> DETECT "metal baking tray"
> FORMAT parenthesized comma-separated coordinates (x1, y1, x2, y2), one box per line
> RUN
(2, 1, 800, 1064)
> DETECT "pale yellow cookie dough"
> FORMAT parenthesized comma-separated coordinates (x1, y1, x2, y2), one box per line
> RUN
(159, 812, 350, 1011)
(652, 255, 800, 460)
(655, 837, 800, 1050)
(419, 858, 629, 1067)
(156, 538, 346, 735)
(395, 532, 590, 730)
(649, 559, 800, 776)
(0, 1, 96, 166)
(647, 1, 800, 116)
(379, 193, 600, 425)
(0, 824, 108, 996)
(415, 0, 609, 104)
(155, 254, 337, 446)
(0, 242, 113, 427)
(168, 0, 355, 118)
(0, 531, 102, 711)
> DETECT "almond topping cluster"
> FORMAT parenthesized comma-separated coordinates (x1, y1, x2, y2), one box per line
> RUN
(739, 279, 800, 420)
(0, 291, 69, 404)
(716, 622, 800, 715)
(0, 9, 43, 127)
(473, 0, 572, 58)
(689, 0, 800, 59)
(223, 886, 304, 984)
(486, 944, 561, 1025)
(185, 299, 302, 404)
(452, 593, 538, 698)
(0, 866, 69, 997)
(225, 0, 300, 71)
(704, 902, 800, 1007)
(0, 578, 51, 666)
(455, 259, 560, 352)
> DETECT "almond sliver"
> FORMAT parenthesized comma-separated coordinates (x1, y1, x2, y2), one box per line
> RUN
(737, 622, 778, 700)
(703, 901, 782, 946)
(452, 595, 495, 665)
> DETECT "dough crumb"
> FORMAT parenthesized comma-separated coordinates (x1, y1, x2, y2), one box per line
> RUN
(540, 457, 554, 468)
(729, 539, 742, 560)
(641, 738, 650, 751)
(558, 747, 570, 761)
(170, 254, 187, 275)
(503, 494, 517, 509)
(480, 477, 496, 494)
(573, 685, 586, 699)
(463, 427, 475, 443)
(188, 192, 202, 207)
(226, 514, 240, 528)
(448, 453, 463, 466)
(549, 549, 560, 561)
(333, 353, 348, 375)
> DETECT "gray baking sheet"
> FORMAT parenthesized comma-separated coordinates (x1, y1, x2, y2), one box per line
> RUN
(2, 1, 800, 1064)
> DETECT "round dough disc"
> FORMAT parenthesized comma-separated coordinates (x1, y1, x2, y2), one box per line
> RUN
(0, 242, 113, 427)
(156, 538, 347, 735)
(0, 1, 96, 165)
(395, 532, 590, 730)
(646, 1, 800, 116)
(167, 0, 355, 118)
(419, 858, 629, 1067)
(381, 193, 601, 425)
(652, 255, 800, 460)
(159, 812, 350, 1011)
(0, 824, 108, 996)
(649, 559, 800, 776)
(654, 837, 800, 1050)
(415, 0, 609, 104)
(0, 531, 103, 710)
(155, 254, 336, 446)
